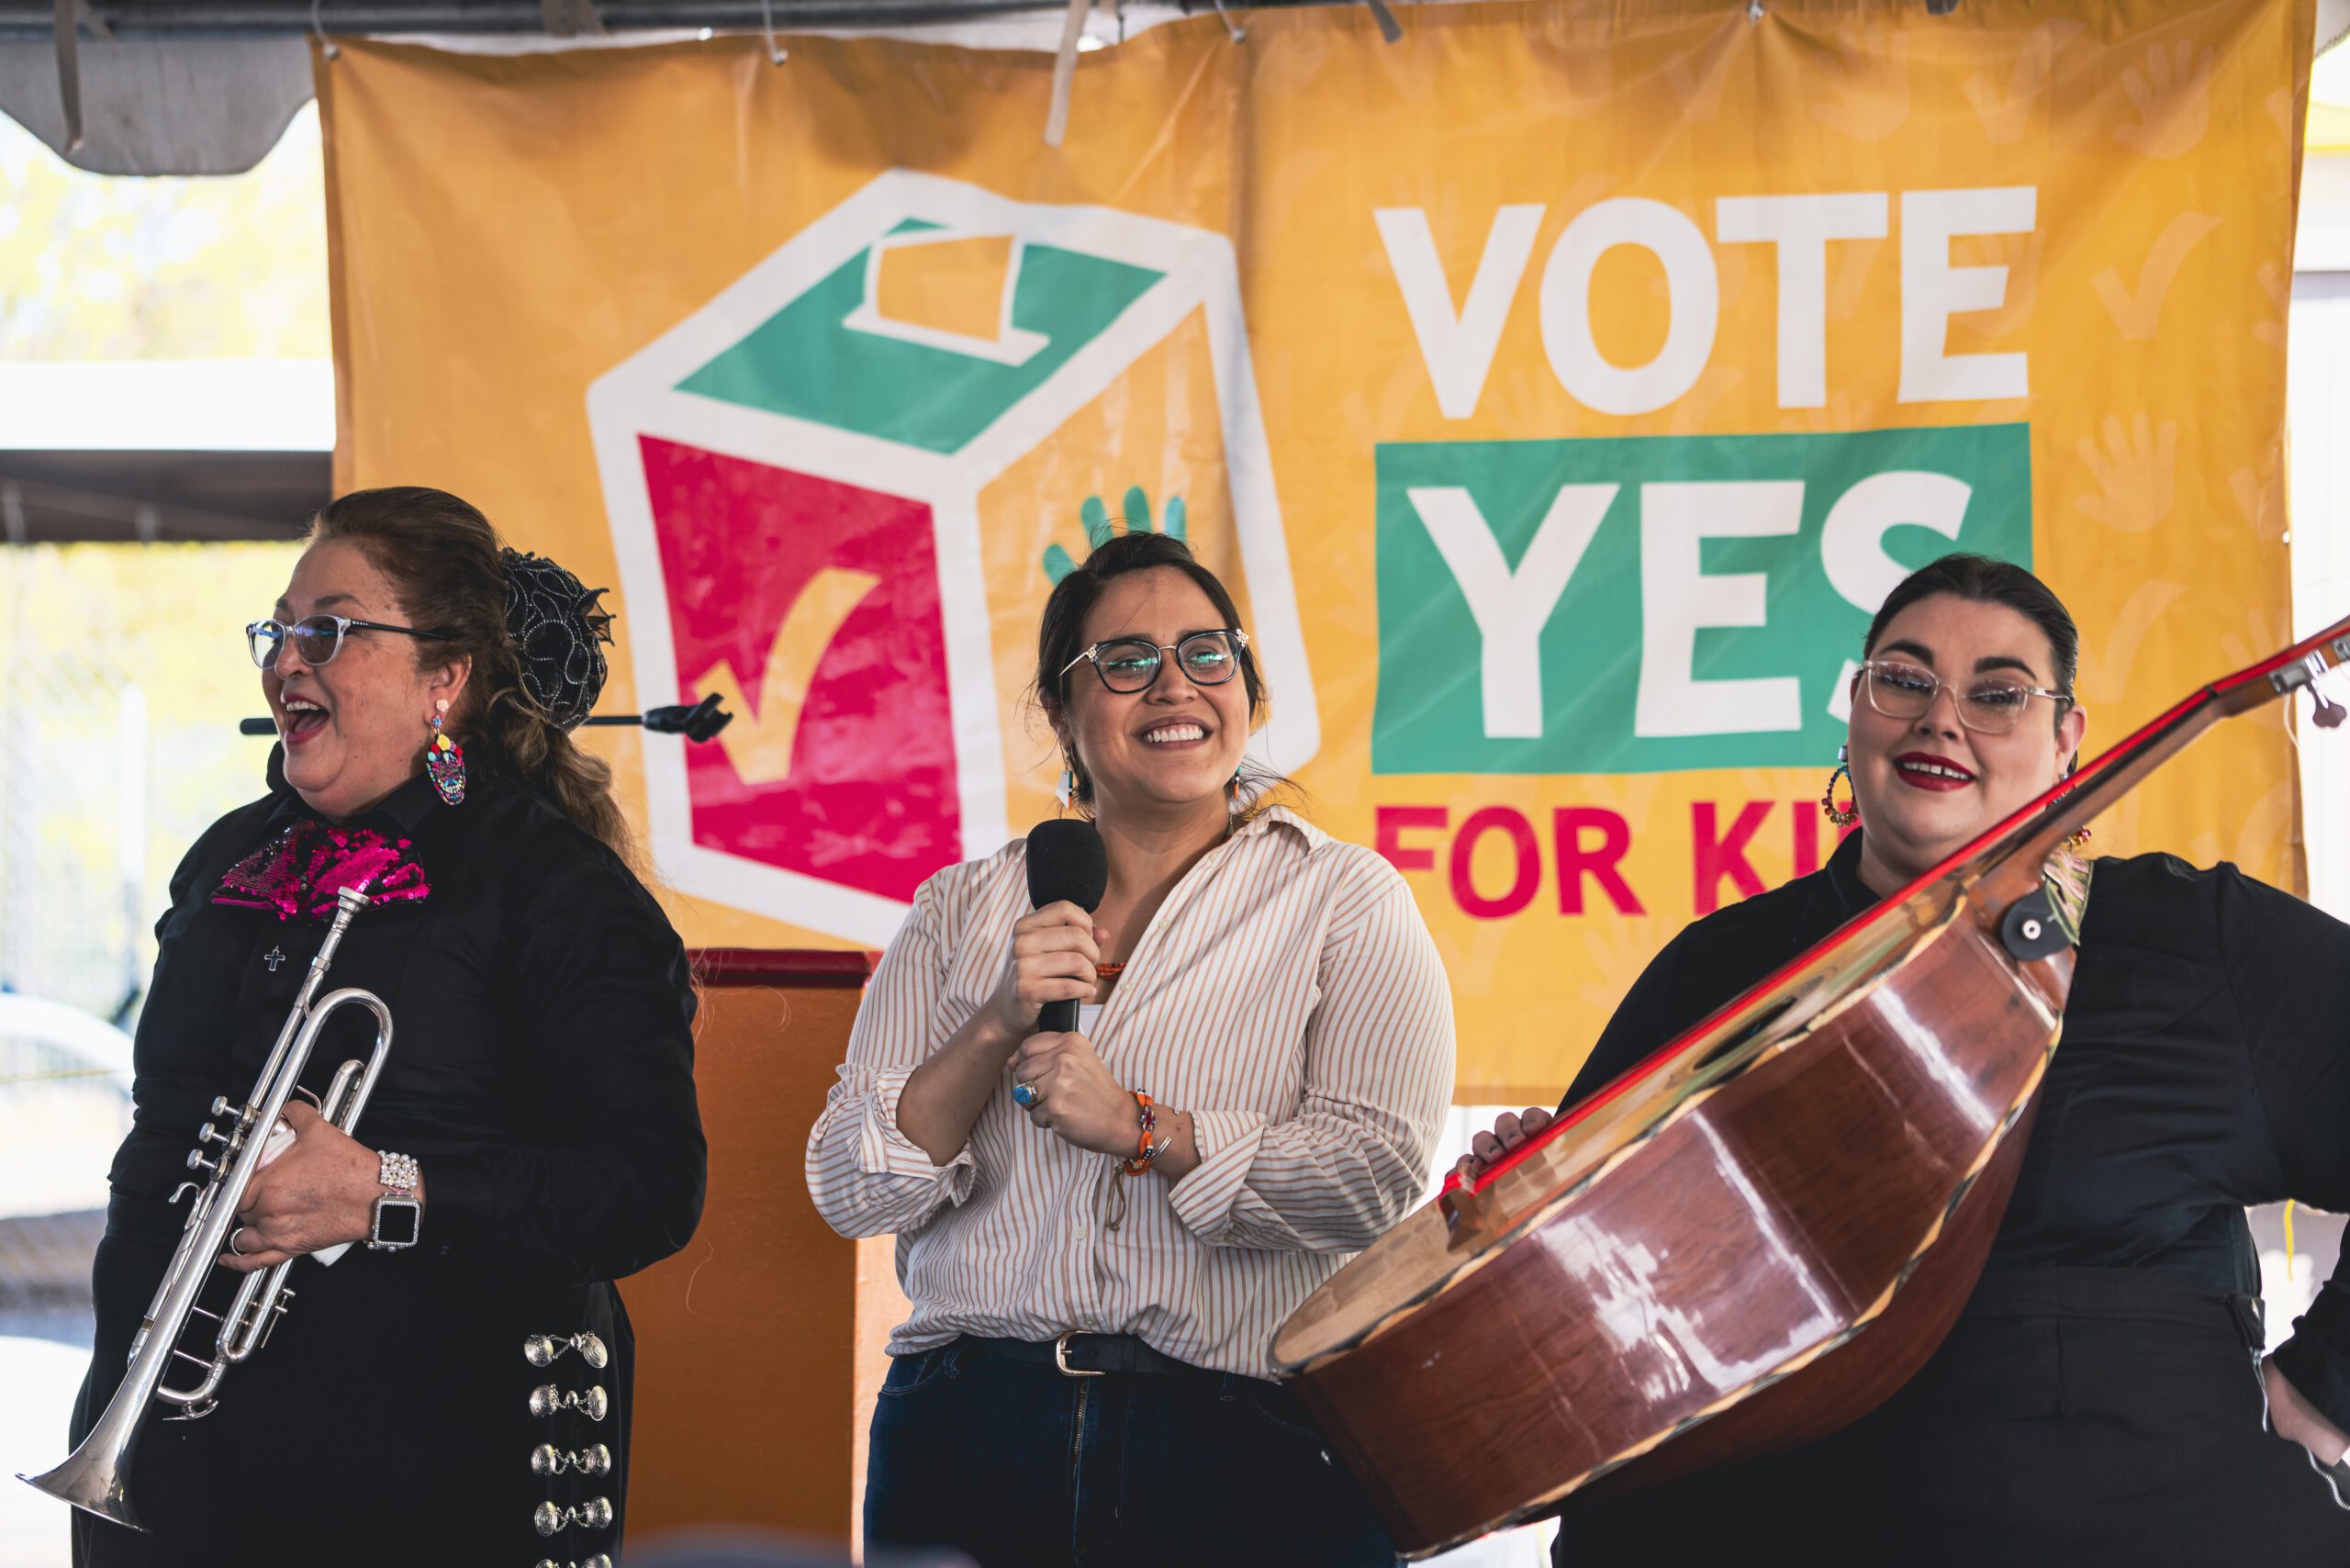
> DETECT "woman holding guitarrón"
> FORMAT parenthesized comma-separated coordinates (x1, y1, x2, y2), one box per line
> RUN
(1467, 554, 2350, 1565)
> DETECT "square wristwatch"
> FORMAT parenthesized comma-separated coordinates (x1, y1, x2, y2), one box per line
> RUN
(368, 1148, 422, 1250)
(369, 1193, 421, 1249)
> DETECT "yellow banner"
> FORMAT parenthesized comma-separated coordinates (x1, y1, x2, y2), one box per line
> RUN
(323, 0, 2311, 1101)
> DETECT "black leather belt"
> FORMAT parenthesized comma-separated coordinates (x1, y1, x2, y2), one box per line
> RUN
(958, 1332, 1203, 1379)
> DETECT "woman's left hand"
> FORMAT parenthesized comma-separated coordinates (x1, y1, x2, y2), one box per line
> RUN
(2266, 1356, 2350, 1467)
(219, 1102, 386, 1271)
(1012, 1032, 1144, 1158)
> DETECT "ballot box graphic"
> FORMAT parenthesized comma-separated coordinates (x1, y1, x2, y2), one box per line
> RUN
(588, 171, 1315, 945)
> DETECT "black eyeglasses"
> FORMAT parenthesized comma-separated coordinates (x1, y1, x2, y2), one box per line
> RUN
(1859, 658, 2070, 736)
(1060, 629, 1248, 694)
(246, 615, 454, 670)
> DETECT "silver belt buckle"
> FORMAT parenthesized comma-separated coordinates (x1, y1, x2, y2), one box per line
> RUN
(1053, 1330, 1106, 1378)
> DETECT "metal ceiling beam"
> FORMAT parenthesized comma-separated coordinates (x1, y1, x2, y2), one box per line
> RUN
(0, 0, 1162, 37)
(0, 454, 326, 543)
(2, 0, 2341, 46)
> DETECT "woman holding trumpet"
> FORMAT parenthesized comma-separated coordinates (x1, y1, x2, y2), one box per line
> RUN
(58, 487, 705, 1566)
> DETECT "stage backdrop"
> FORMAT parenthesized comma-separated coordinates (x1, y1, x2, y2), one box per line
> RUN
(321, 0, 2312, 1102)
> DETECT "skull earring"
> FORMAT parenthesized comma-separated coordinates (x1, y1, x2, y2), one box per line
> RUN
(425, 699, 467, 806)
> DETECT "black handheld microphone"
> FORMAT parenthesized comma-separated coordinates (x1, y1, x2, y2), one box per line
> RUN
(1024, 819, 1108, 1034)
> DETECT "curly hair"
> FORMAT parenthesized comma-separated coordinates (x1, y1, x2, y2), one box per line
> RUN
(308, 487, 632, 859)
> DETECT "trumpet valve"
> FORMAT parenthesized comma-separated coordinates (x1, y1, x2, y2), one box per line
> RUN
(257, 1290, 294, 1349)
(184, 1150, 222, 1178)
(196, 1122, 230, 1148)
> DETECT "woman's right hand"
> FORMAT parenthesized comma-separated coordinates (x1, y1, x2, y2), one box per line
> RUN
(984, 901, 1104, 1045)
(1452, 1105, 1555, 1184)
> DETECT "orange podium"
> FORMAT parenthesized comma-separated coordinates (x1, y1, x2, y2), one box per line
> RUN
(620, 948, 907, 1547)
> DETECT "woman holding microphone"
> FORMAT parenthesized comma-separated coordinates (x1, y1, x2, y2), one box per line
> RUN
(808, 527, 1455, 1567)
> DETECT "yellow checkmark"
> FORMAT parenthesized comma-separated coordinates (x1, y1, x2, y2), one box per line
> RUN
(2091, 212, 2221, 341)
(695, 566, 882, 786)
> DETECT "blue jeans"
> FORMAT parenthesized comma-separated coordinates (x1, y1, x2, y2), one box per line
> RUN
(865, 1338, 1399, 1568)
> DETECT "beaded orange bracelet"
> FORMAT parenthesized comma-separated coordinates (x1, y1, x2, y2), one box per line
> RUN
(1120, 1092, 1157, 1175)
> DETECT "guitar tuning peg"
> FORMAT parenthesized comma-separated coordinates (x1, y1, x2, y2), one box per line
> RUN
(2273, 652, 2348, 730)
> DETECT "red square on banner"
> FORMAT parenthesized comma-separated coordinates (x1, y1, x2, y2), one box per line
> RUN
(641, 436, 960, 903)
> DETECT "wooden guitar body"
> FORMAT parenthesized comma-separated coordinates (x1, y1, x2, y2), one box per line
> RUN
(1273, 879, 2067, 1555)
(1272, 612, 2350, 1560)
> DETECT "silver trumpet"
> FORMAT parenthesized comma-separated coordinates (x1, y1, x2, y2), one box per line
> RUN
(19, 884, 394, 1529)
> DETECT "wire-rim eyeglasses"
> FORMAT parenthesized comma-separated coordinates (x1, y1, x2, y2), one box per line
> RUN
(246, 615, 455, 671)
(1857, 657, 2072, 736)
(1059, 629, 1249, 694)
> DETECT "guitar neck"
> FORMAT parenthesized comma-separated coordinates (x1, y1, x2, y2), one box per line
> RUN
(1964, 610, 2350, 913)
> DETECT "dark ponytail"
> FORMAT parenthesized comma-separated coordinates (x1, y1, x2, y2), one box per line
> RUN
(1863, 553, 2079, 738)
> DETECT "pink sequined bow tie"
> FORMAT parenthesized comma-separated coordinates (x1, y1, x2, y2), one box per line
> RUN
(212, 818, 431, 922)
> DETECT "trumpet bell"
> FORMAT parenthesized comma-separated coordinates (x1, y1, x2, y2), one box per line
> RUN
(18, 1447, 145, 1532)
(16, 890, 396, 1535)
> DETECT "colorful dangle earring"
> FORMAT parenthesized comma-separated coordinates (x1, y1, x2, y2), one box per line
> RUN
(1056, 763, 1076, 812)
(1821, 744, 1860, 827)
(425, 700, 468, 806)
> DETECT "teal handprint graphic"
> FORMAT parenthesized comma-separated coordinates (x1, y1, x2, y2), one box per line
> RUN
(1042, 486, 1188, 585)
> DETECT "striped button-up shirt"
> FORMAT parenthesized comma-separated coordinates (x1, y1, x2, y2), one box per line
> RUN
(805, 807, 1456, 1379)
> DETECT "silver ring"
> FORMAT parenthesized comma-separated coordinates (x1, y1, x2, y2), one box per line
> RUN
(1013, 1081, 1039, 1108)
(228, 1226, 249, 1257)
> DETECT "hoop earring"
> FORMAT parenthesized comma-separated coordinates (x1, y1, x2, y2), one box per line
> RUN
(425, 702, 467, 806)
(1820, 744, 1859, 827)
